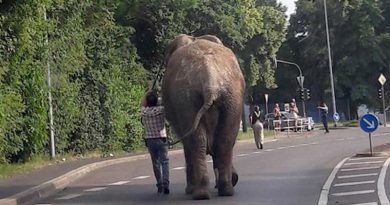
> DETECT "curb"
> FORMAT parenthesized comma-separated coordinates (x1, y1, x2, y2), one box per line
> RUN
(0, 150, 183, 205)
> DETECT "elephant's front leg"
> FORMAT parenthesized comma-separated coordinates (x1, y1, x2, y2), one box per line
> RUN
(183, 127, 210, 200)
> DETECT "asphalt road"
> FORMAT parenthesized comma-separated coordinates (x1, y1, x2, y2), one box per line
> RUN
(36, 127, 390, 205)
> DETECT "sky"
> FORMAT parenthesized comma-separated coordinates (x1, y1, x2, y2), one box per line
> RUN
(277, 0, 296, 17)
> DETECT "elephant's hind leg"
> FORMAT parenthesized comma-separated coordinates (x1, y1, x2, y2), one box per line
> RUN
(183, 125, 210, 200)
(214, 109, 241, 196)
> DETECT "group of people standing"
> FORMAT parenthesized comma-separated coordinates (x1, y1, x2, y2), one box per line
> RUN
(249, 99, 330, 149)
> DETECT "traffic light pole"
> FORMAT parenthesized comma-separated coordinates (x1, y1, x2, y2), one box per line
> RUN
(275, 59, 306, 117)
(382, 84, 386, 127)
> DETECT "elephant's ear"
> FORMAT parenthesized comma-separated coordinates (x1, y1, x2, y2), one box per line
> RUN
(196, 35, 223, 45)
(164, 34, 194, 67)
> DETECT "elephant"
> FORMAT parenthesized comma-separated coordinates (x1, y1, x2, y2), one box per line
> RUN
(162, 34, 245, 200)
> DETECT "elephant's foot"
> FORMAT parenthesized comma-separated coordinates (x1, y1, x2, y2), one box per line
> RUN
(218, 183, 234, 196)
(185, 185, 194, 195)
(192, 188, 210, 200)
(232, 172, 238, 187)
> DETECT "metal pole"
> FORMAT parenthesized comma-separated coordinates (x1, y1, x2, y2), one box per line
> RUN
(382, 84, 386, 127)
(44, 10, 55, 159)
(324, 0, 337, 126)
(369, 133, 373, 157)
(275, 59, 306, 118)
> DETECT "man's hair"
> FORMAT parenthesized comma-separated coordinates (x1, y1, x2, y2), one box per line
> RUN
(254, 106, 260, 112)
(146, 92, 158, 107)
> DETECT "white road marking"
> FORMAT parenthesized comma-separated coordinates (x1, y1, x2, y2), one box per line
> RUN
(348, 202, 378, 205)
(338, 173, 378, 179)
(318, 157, 349, 205)
(341, 166, 381, 172)
(299, 143, 311, 146)
(109, 181, 130, 186)
(331, 190, 375, 196)
(277, 147, 287, 150)
(132, 176, 150, 180)
(236, 154, 249, 157)
(378, 157, 390, 205)
(344, 161, 384, 166)
(333, 180, 375, 187)
(349, 157, 385, 161)
(252, 151, 262, 154)
(84, 187, 106, 192)
(289, 145, 297, 148)
(264, 149, 275, 152)
(172, 166, 185, 170)
(56, 194, 82, 200)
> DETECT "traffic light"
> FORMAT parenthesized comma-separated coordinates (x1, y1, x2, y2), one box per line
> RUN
(378, 88, 383, 99)
(305, 89, 311, 100)
(300, 88, 305, 100)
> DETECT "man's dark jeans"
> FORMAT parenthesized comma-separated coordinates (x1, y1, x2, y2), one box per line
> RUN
(146, 138, 169, 189)
(322, 116, 329, 132)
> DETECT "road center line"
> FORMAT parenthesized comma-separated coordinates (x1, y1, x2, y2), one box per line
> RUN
(132, 176, 150, 180)
(333, 180, 375, 187)
(338, 173, 378, 179)
(172, 166, 185, 170)
(331, 190, 375, 197)
(236, 154, 249, 157)
(109, 181, 130, 186)
(341, 166, 381, 172)
(264, 149, 275, 152)
(56, 194, 82, 200)
(378, 157, 390, 205)
(344, 161, 384, 166)
(318, 157, 349, 205)
(252, 151, 262, 154)
(84, 187, 106, 192)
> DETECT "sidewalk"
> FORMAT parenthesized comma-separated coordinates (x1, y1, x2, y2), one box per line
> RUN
(1, 128, 389, 205)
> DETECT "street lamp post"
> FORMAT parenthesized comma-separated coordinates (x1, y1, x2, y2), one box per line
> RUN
(265, 94, 269, 114)
(274, 59, 306, 117)
(324, 0, 337, 126)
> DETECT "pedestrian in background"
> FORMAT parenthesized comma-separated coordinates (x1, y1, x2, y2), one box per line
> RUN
(273, 103, 281, 131)
(317, 101, 329, 134)
(249, 106, 264, 149)
(140, 90, 170, 194)
(290, 99, 299, 131)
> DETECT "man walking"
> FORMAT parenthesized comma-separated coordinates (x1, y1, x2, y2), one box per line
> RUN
(317, 101, 329, 134)
(141, 90, 170, 194)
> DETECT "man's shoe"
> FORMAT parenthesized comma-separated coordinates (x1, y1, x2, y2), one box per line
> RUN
(157, 187, 163, 193)
(164, 188, 170, 195)
(260, 143, 263, 149)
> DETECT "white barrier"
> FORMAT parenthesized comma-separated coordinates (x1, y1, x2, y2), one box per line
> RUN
(273, 118, 306, 138)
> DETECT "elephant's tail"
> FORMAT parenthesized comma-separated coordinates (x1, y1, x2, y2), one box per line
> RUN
(180, 93, 215, 140)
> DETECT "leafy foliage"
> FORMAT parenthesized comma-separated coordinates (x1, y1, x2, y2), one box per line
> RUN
(0, 0, 286, 163)
(278, 0, 390, 118)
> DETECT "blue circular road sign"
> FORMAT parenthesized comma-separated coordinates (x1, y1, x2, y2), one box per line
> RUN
(333, 112, 340, 122)
(359, 113, 379, 133)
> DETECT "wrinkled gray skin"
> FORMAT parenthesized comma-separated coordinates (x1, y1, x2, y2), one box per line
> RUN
(162, 34, 245, 200)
